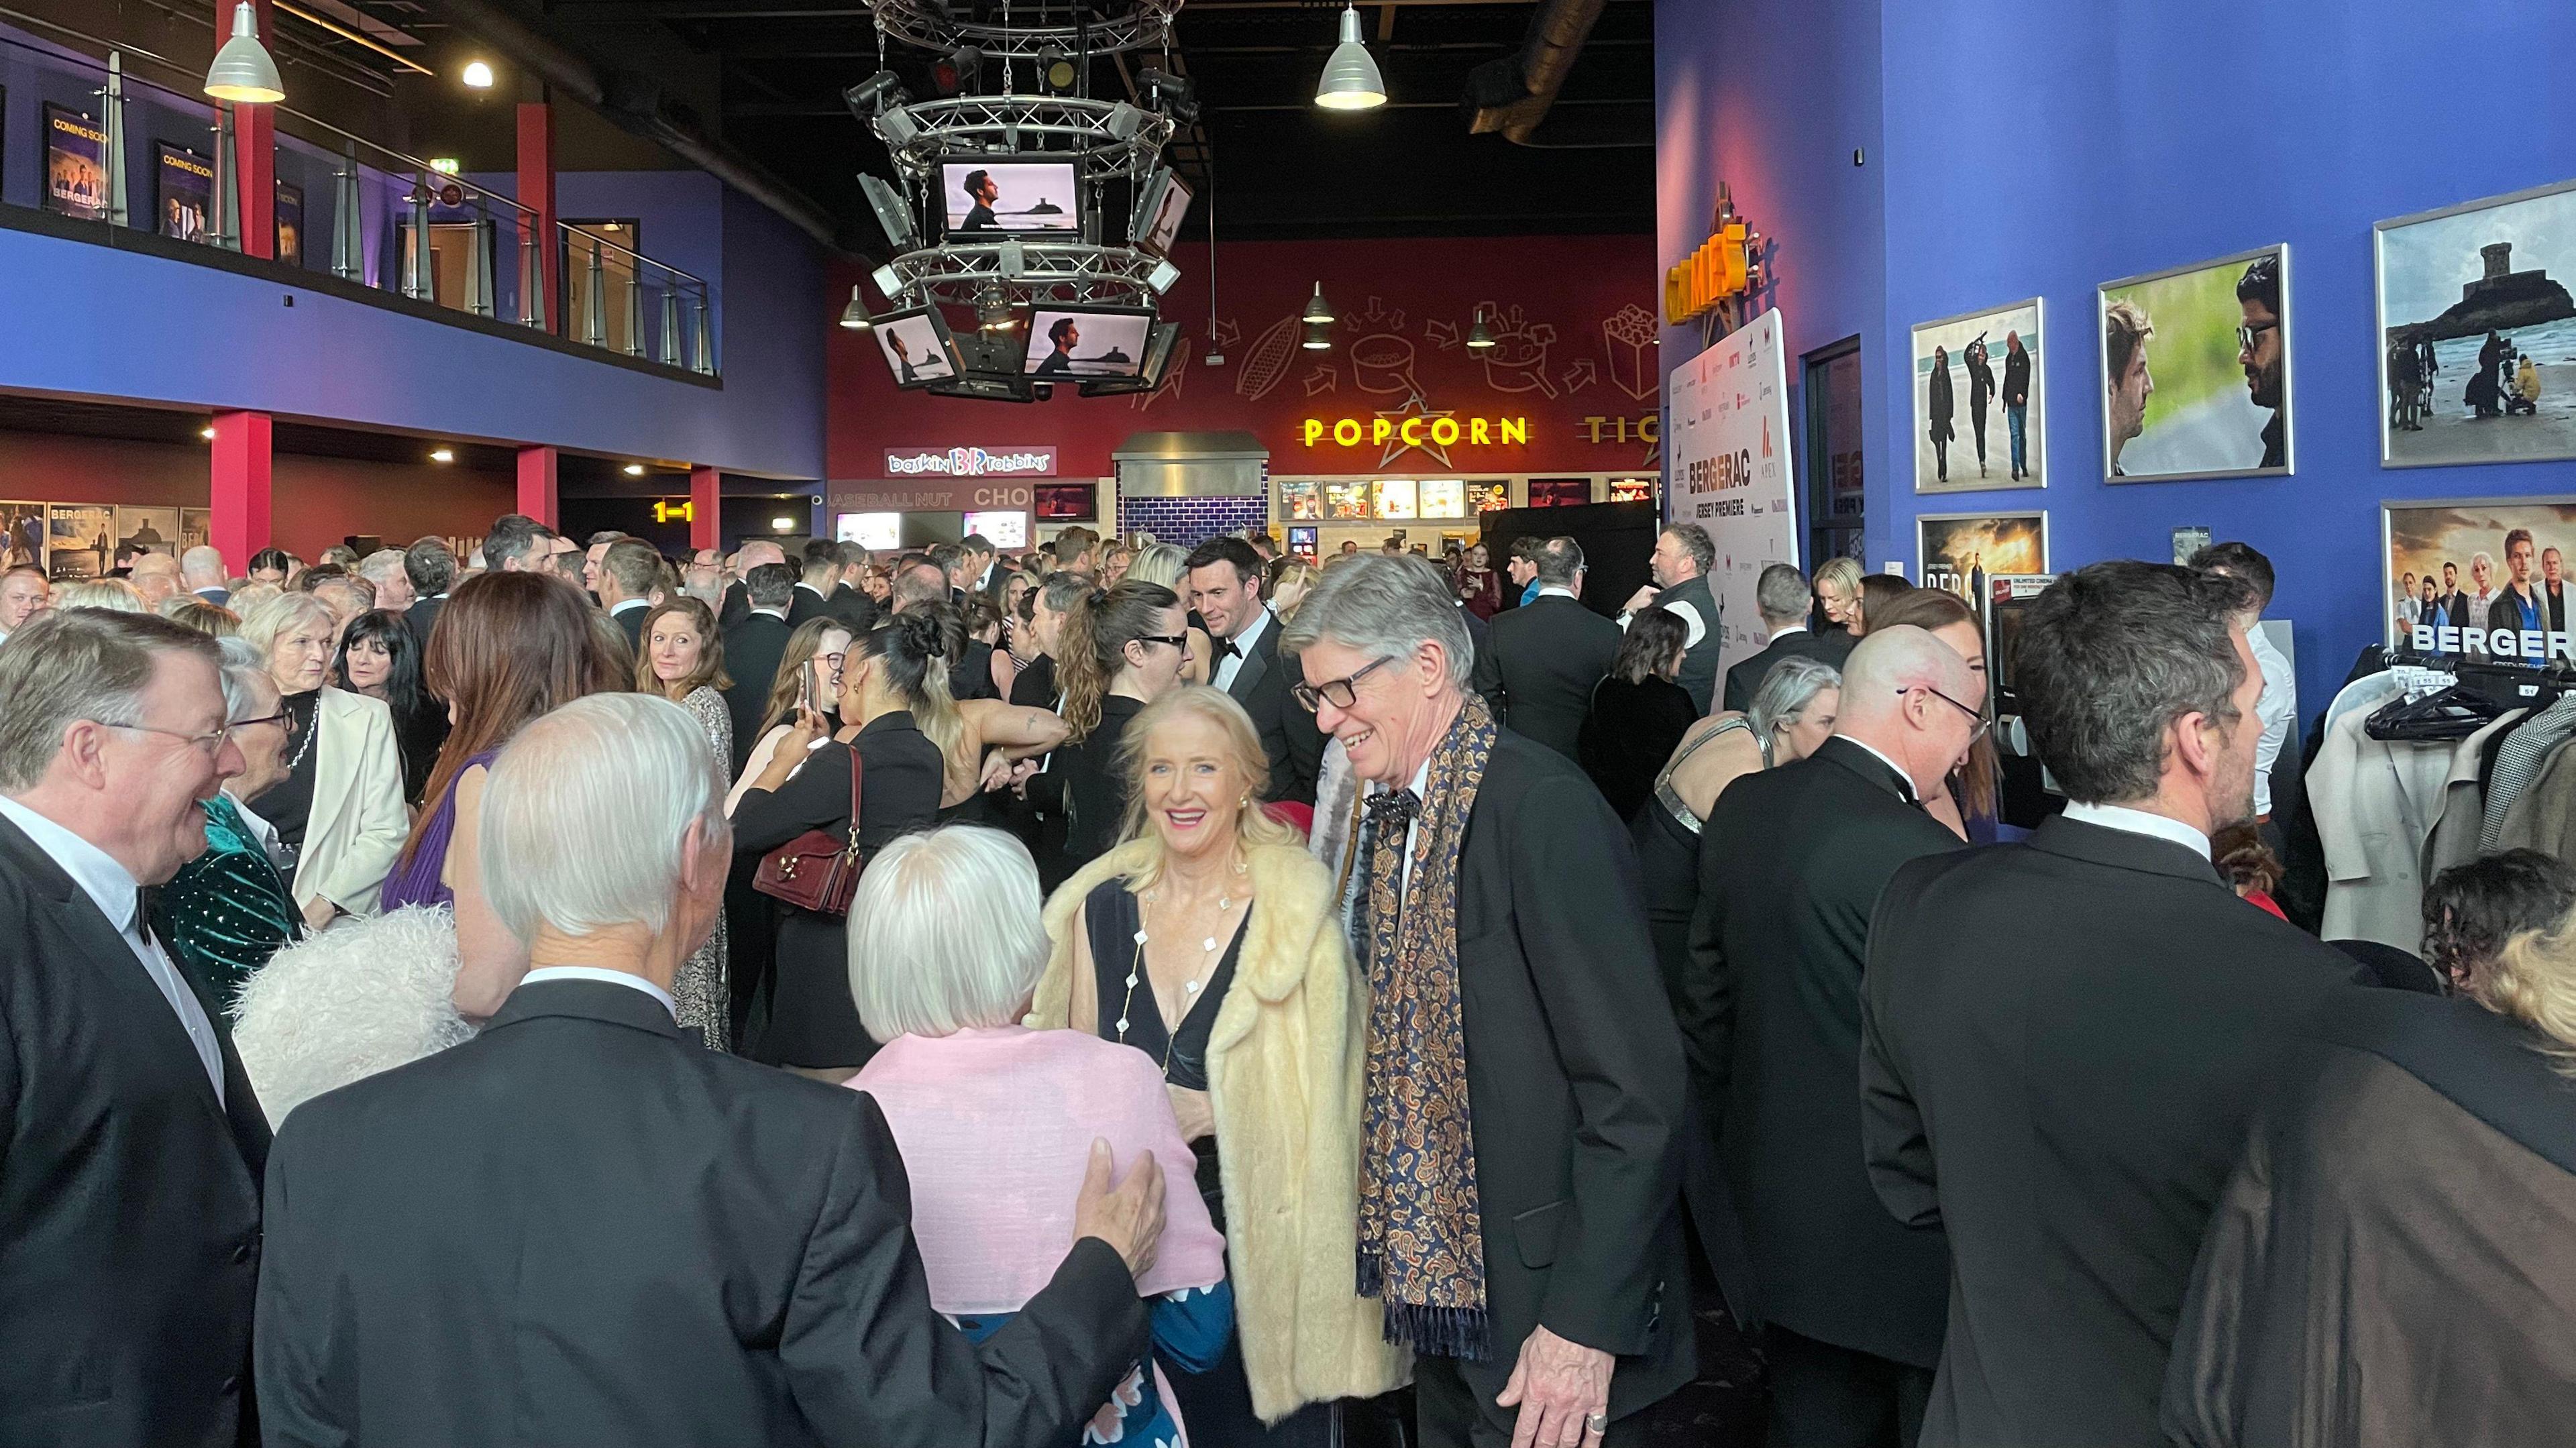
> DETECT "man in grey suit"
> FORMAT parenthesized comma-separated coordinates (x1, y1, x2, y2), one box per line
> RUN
(1487, 536, 1620, 761)
(1723, 563, 1846, 714)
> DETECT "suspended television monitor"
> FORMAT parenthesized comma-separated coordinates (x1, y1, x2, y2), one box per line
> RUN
(871, 306, 963, 389)
(1035, 483, 1097, 520)
(1023, 304, 1157, 379)
(938, 160, 1080, 237)
(1129, 168, 1194, 257)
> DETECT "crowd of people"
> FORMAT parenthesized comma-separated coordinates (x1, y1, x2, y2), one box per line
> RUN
(1, 510, 2571, 1448)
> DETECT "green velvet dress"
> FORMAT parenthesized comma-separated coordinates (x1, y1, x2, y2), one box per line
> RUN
(152, 792, 303, 1009)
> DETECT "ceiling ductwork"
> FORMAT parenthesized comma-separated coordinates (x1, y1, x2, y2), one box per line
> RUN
(1462, 0, 1641, 148)
(415, 0, 855, 255)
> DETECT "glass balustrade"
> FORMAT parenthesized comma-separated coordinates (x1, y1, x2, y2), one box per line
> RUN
(0, 20, 716, 376)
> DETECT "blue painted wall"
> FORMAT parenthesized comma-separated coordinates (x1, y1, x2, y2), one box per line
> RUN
(1661, 0, 2576, 714)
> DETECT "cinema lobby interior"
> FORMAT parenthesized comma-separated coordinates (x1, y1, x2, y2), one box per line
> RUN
(1, 1, 2574, 1445)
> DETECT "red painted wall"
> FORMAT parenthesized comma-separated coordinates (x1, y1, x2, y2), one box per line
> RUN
(827, 235, 1663, 480)
(0, 429, 515, 559)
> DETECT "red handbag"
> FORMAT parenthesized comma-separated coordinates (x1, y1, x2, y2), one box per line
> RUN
(750, 746, 867, 916)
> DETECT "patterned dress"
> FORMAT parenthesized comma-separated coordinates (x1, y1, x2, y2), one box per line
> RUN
(677, 685, 733, 1050)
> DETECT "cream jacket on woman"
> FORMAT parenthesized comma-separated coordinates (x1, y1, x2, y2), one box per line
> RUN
(1032, 837, 1411, 1422)
(292, 685, 411, 916)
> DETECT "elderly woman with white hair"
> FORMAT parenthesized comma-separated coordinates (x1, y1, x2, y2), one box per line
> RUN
(239, 590, 407, 926)
(853, 824, 1231, 1447)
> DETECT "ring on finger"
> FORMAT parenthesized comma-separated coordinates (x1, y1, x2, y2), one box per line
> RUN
(1585, 1410, 1610, 1435)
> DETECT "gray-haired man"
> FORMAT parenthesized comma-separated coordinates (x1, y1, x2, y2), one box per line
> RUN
(1287, 555, 1692, 1448)
(0, 609, 270, 1446)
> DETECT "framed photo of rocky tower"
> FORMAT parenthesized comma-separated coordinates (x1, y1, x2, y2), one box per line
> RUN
(2377, 180, 2576, 468)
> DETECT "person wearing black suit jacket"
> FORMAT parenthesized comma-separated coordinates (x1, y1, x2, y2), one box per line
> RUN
(1690, 627, 1981, 1447)
(1488, 536, 1620, 762)
(1283, 557, 1693, 1447)
(598, 539, 663, 655)
(717, 539, 790, 630)
(0, 611, 272, 1448)
(254, 693, 1164, 1448)
(719, 562, 796, 772)
(786, 542, 845, 630)
(824, 542, 881, 633)
(1723, 563, 1845, 714)
(402, 536, 458, 652)
(1184, 537, 1326, 805)
(1859, 561, 2369, 1448)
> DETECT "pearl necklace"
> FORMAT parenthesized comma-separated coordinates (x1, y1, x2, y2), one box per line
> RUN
(1114, 855, 1252, 1069)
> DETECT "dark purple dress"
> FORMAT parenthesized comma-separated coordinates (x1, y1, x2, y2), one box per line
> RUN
(378, 748, 498, 911)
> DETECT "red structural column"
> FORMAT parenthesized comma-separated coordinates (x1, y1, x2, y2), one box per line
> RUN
(209, 410, 272, 568)
(689, 465, 720, 553)
(516, 102, 559, 333)
(221, 0, 276, 259)
(516, 445, 559, 527)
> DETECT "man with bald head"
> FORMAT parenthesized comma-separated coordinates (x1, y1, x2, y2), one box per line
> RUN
(1686, 624, 1981, 1447)
(180, 545, 230, 605)
(718, 539, 789, 629)
(127, 551, 182, 607)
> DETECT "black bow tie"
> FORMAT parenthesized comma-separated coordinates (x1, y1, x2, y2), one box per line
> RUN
(1215, 637, 1242, 661)
(1366, 788, 1422, 828)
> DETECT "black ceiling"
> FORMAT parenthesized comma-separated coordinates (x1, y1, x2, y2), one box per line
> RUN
(283, 0, 1656, 246)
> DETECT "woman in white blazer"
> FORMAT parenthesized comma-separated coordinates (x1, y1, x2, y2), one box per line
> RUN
(240, 592, 409, 925)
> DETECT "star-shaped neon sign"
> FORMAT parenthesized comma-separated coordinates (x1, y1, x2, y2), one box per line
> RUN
(1375, 390, 1458, 468)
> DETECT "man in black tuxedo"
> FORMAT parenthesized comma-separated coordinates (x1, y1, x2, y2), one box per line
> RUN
(1690, 626, 1978, 1446)
(1185, 537, 1325, 804)
(719, 562, 796, 770)
(826, 541, 881, 632)
(403, 536, 458, 651)
(785, 540, 850, 631)
(1860, 561, 2370, 1448)
(1012, 572, 1085, 709)
(598, 539, 663, 653)
(1285, 557, 1693, 1447)
(718, 539, 789, 630)
(254, 693, 1164, 1448)
(1487, 536, 1619, 761)
(0, 611, 272, 1447)
(1723, 563, 1846, 714)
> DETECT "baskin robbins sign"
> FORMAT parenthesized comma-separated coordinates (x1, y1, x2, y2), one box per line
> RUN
(883, 445, 1057, 478)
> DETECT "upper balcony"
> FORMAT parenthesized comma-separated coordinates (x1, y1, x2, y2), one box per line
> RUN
(0, 7, 716, 380)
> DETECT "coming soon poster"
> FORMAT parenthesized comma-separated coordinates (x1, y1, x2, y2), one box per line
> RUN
(1668, 307, 1798, 679)
(44, 104, 108, 221)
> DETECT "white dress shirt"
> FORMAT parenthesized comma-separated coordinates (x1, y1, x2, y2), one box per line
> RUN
(0, 793, 225, 1100)
(1768, 624, 1809, 643)
(1212, 608, 1273, 693)
(2245, 624, 2296, 818)
(518, 965, 678, 1020)
(2061, 801, 2212, 860)
(1536, 584, 1579, 602)
(612, 596, 653, 618)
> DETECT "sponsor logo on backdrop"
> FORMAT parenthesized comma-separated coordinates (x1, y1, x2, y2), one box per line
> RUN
(883, 447, 1057, 478)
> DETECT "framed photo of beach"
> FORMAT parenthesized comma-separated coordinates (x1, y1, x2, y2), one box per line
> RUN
(2098, 246, 2294, 482)
(1912, 298, 2045, 493)
(2377, 180, 2576, 469)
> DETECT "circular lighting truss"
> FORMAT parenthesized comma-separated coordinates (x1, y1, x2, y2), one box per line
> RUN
(873, 95, 1172, 182)
(868, 0, 1181, 61)
(854, 1, 1195, 396)
(883, 239, 1169, 308)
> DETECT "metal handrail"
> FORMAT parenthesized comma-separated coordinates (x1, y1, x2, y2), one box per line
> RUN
(561, 221, 706, 288)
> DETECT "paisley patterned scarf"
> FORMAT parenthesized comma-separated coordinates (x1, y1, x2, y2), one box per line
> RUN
(1355, 693, 1497, 1359)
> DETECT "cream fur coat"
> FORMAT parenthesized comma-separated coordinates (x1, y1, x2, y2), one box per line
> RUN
(1033, 838, 1411, 1421)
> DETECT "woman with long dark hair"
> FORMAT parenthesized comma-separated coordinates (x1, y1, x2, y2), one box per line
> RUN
(731, 611, 950, 1077)
(1579, 605, 1700, 822)
(637, 595, 735, 1048)
(333, 608, 444, 804)
(1025, 579, 1190, 890)
(380, 571, 627, 1019)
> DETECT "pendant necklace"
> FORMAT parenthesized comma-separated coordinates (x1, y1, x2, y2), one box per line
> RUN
(1114, 854, 1251, 1076)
